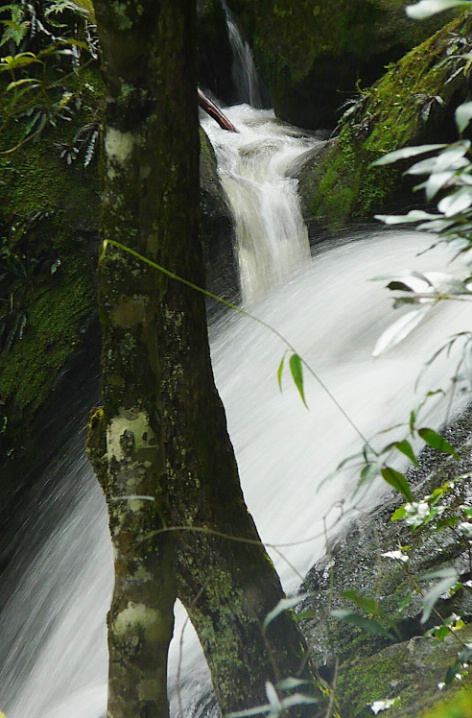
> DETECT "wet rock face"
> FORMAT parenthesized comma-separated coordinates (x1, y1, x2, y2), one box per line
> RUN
(197, 0, 235, 104)
(298, 405, 472, 716)
(226, 0, 453, 129)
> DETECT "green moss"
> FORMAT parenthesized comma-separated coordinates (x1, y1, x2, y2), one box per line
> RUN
(303, 11, 472, 229)
(0, 266, 94, 413)
(0, 69, 102, 451)
(420, 689, 472, 718)
(336, 625, 472, 717)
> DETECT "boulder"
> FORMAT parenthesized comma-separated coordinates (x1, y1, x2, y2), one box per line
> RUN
(298, 12, 472, 234)
(299, 406, 472, 716)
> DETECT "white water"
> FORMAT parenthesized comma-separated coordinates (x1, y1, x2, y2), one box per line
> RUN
(2, 225, 472, 718)
(221, 0, 263, 109)
(202, 104, 318, 305)
(3, 92, 472, 717)
(168, 231, 472, 713)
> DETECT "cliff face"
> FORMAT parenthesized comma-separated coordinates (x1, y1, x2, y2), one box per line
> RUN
(224, 0, 454, 129)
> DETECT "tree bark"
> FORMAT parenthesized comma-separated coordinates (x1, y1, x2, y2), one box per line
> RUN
(88, 1, 318, 716)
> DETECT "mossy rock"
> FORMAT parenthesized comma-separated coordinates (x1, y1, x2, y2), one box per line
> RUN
(228, 0, 454, 129)
(298, 11, 472, 233)
(335, 626, 472, 718)
(0, 68, 103, 462)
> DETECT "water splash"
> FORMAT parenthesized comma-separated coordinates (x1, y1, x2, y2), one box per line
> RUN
(202, 104, 320, 305)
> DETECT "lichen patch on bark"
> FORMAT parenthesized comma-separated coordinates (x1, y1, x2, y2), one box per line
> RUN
(106, 409, 156, 462)
(105, 126, 136, 166)
(113, 601, 161, 640)
(111, 296, 148, 328)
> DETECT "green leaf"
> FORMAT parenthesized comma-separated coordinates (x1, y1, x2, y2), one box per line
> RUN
(391, 505, 407, 522)
(406, 0, 471, 19)
(371, 144, 447, 166)
(398, 590, 414, 611)
(277, 678, 313, 691)
(375, 210, 440, 225)
(395, 440, 419, 467)
(289, 353, 308, 408)
(263, 595, 307, 630)
(277, 354, 285, 392)
(421, 568, 459, 624)
(0, 52, 42, 72)
(341, 590, 381, 616)
(359, 462, 381, 485)
(418, 428, 458, 458)
(332, 609, 393, 639)
(381, 467, 414, 502)
(444, 659, 463, 686)
(6, 77, 40, 92)
(430, 624, 451, 641)
(282, 694, 319, 709)
(265, 682, 281, 711)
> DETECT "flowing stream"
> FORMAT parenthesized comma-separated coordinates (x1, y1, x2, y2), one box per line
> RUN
(2, 17, 472, 717)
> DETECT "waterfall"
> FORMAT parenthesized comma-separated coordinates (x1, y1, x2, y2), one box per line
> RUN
(201, 105, 319, 305)
(2, 225, 472, 718)
(168, 231, 472, 714)
(2, 94, 472, 718)
(221, 0, 263, 108)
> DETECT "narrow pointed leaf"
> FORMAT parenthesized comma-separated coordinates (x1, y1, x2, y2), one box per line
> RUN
(359, 462, 381, 485)
(289, 353, 308, 407)
(263, 595, 306, 630)
(381, 467, 414, 502)
(371, 144, 446, 166)
(421, 568, 458, 623)
(282, 694, 320, 709)
(391, 505, 407, 521)
(406, 0, 470, 19)
(418, 428, 458, 458)
(373, 307, 431, 357)
(277, 678, 313, 690)
(395, 440, 419, 467)
(456, 101, 472, 133)
(444, 659, 463, 685)
(277, 354, 285, 391)
(375, 210, 439, 225)
(342, 589, 381, 615)
(438, 188, 472, 216)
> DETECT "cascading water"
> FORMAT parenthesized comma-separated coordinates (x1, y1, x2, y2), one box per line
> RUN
(201, 105, 319, 305)
(2, 13, 472, 718)
(2, 227, 472, 718)
(221, 0, 263, 109)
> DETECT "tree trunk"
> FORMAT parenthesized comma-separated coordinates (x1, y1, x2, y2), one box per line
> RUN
(88, 1, 319, 716)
